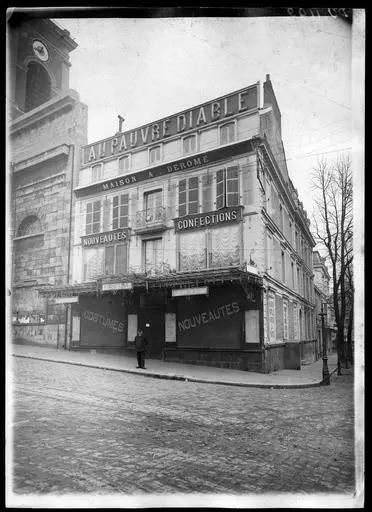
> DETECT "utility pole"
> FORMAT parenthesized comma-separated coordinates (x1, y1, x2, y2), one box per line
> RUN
(319, 302, 330, 385)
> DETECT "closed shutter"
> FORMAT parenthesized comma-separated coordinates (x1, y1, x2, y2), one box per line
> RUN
(102, 198, 111, 231)
(178, 179, 187, 217)
(288, 301, 294, 341)
(168, 181, 177, 218)
(115, 244, 128, 274)
(216, 169, 225, 209)
(201, 174, 213, 213)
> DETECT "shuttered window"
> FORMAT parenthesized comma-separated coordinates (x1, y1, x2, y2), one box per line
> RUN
(216, 166, 239, 209)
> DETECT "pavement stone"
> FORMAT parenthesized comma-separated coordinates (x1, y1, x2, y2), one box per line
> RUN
(8, 356, 355, 500)
(10, 342, 339, 388)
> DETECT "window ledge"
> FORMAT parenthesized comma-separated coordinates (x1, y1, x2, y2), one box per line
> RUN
(13, 232, 44, 241)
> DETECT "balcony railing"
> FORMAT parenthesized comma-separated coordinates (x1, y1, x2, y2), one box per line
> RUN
(134, 206, 167, 233)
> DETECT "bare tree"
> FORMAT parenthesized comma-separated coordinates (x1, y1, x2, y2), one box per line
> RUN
(312, 155, 353, 375)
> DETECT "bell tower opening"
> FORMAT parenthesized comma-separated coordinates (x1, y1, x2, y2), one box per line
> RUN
(24, 61, 51, 112)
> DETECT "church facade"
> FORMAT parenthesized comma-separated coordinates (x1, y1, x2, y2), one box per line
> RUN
(8, 14, 88, 346)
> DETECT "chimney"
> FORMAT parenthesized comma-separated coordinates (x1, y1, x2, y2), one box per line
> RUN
(266, 74, 270, 82)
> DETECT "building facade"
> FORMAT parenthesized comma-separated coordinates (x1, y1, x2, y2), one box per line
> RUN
(8, 14, 88, 345)
(39, 75, 316, 372)
(313, 251, 336, 356)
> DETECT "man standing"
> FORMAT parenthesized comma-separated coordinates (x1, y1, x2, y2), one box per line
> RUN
(134, 328, 148, 369)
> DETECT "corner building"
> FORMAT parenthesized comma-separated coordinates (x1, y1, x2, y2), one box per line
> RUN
(41, 75, 316, 372)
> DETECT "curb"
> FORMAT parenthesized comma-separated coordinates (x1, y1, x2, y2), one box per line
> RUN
(13, 353, 340, 389)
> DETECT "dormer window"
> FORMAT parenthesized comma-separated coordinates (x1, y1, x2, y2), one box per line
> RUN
(118, 155, 130, 173)
(220, 122, 236, 145)
(149, 146, 161, 165)
(183, 134, 197, 155)
(91, 163, 103, 183)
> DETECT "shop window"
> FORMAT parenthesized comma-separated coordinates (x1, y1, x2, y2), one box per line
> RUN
(216, 166, 239, 209)
(104, 244, 128, 275)
(178, 177, 199, 216)
(149, 146, 161, 165)
(178, 231, 207, 271)
(83, 246, 104, 280)
(220, 122, 236, 145)
(209, 225, 240, 268)
(112, 194, 129, 229)
(17, 215, 42, 237)
(86, 200, 101, 235)
(24, 61, 51, 112)
(118, 155, 130, 173)
(91, 164, 103, 183)
(183, 135, 197, 155)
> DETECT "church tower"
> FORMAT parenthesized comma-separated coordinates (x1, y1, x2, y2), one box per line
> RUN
(7, 11, 88, 348)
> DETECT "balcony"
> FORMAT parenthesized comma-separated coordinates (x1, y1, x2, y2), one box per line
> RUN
(134, 206, 167, 234)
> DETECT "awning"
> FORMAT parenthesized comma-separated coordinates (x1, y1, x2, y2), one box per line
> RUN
(37, 266, 262, 298)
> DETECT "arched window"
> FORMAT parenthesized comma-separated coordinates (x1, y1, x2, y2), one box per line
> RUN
(24, 62, 51, 112)
(17, 215, 42, 237)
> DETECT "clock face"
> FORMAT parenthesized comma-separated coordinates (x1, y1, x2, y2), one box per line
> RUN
(32, 40, 49, 62)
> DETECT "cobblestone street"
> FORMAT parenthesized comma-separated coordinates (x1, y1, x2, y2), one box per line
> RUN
(10, 357, 355, 497)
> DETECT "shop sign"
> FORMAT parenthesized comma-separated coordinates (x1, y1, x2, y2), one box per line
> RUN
(82, 85, 258, 165)
(174, 206, 242, 232)
(178, 301, 240, 333)
(102, 282, 133, 291)
(75, 140, 253, 198)
(54, 296, 79, 304)
(83, 309, 125, 334)
(172, 286, 209, 297)
(81, 228, 130, 247)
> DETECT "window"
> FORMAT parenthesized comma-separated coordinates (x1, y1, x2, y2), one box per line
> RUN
(118, 156, 130, 173)
(104, 244, 128, 275)
(183, 135, 197, 155)
(291, 261, 294, 289)
(220, 122, 236, 145)
(179, 231, 207, 271)
(279, 204, 284, 232)
(17, 215, 42, 237)
(25, 61, 51, 112)
(149, 146, 161, 164)
(281, 251, 285, 282)
(216, 166, 239, 209)
(91, 164, 103, 183)
(283, 302, 289, 340)
(178, 177, 199, 216)
(112, 194, 129, 229)
(86, 201, 101, 234)
(209, 225, 240, 268)
(143, 238, 163, 274)
(297, 266, 300, 293)
(144, 189, 163, 223)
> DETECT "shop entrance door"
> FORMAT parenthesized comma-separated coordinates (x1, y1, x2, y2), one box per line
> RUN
(138, 307, 165, 359)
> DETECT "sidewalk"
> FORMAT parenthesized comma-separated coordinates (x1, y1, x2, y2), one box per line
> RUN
(10, 343, 339, 389)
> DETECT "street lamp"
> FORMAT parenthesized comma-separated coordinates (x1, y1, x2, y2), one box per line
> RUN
(319, 302, 330, 385)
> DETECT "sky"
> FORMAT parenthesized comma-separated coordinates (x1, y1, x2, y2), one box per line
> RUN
(57, 14, 354, 224)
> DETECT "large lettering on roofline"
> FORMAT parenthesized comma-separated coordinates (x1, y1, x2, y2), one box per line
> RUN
(82, 86, 258, 165)
(75, 140, 254, 198)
